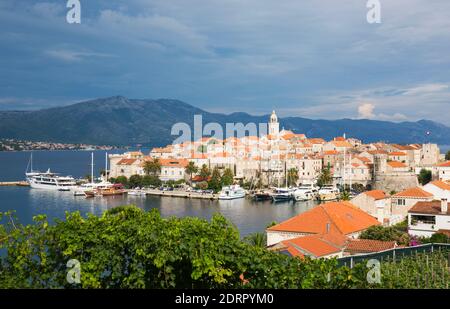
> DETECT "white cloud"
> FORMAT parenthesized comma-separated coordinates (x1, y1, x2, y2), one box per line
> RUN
(358, 103, 375, 119)
(402, 83, 449, 96)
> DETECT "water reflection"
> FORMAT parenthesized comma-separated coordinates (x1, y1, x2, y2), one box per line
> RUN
(1, 187, 319, 236)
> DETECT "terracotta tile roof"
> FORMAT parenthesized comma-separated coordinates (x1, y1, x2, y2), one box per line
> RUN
(332, 141, 353, 148)
(428, 180, 450, 191)
(437, 229, 450, 237)
(437, 161, 450, 167)
(281, 235, 342, 258)
(356, 156, 371, 163)
(389, 151, 407, 156)
(324, 150, 339, 155)
(345, 239, 397, 254)
(334, 137, 346, 141)
(387, 161, 407, 168)
(159, 158, 189, 168)
(409, 200, 450, 215)
(308, 138, 326, 144)
(364, 190, 387, 200)
(392, 144, 416, 151)
(117, 159, 137, 165)
(267, 201, 380, 235)
(393, 187, 433, 198)
(368, 150, 388, 155)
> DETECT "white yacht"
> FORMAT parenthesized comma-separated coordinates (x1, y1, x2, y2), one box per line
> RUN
(218, 185, 246, 200)
(26, 169, 77, 191)
(318, 185, 340, 201)
(272, 187, 295, 203)
(293, 184, 319, 202)
(25, 154, 76, 191)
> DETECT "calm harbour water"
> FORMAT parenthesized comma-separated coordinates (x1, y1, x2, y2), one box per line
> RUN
(0, 150, 316, 236)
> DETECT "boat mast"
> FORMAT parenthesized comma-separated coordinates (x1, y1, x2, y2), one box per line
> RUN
(30, 152, 33, 172)
(91, 152, 94, 184)
(105, 152, 108, 182)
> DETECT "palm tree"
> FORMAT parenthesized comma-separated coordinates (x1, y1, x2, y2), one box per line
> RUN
(287, 168, 299, 187)
(317, 164, 332, 187)
(199, 164, 211, 181)
(143, 158, 161, 176)
(185, 161, 198, 185)
(243, 233, 267, 248)
(340, 190, 351, 201)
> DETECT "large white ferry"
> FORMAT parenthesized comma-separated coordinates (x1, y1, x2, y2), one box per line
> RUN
(25, 154, 77, 191)
(218, 185, 246, 200)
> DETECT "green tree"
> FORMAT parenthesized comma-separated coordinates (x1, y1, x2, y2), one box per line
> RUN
(143, 158, 161, 176)
(445, 150, 450, 161)
(208, 167, 222, 193)
(128, 174, 143, 188)
(185, 162, 198, 185)
(114, 176, 128, 187)
(359, 225, 410, 246)
(287, 168, 299, 187)
(221, 168, 234, 186)
(317, 164, 332, 187)
(418, 169, 432, 185)
(142, 175, 161, 187)
(199, 164, 211, 180)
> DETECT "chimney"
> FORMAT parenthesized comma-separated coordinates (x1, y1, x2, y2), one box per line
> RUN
(441, 198, 448, 214)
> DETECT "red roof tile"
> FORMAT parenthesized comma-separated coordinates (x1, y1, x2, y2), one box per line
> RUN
(345, 239, 397, 254)
(393, 187, 433, 198)
(364, 190, 387, 200)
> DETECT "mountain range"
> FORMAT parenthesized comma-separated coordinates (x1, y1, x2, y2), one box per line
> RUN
(0, 96, 449, 147)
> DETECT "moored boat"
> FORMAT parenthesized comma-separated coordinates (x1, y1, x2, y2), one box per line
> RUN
(293, 184, 319, 202)
(318, 185, 340, 201)
(272, 187, 294, 203)
(218, 185, 246, 200)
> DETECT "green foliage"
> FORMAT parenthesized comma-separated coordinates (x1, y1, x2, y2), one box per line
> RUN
(197, 145, 207, 153)
(1, 208, 449, 289)
(196, 181, 209, 190)
(185, 162, 198, 184)
(199, 164, 210, 180)
(317, 165, 332, 187)
(0, 207, 358, 289)
(142, 175, 162, 187)
(351, 249, 450, 289)
(340, 190, 351, 201)
(418, 169, 432, 185)
(128, 175, 143, 188)
(113, 176, 128, 186)
(445, 151, 450, 161)
(243, 233, 266, 248)
(420, 233, 450, 244)
(359, 225, 410, 246)
(208, 167, 222, 193)
(221, 168, 234, 187)
(287, 168, 299, 187)
(143, 158, 161, 176)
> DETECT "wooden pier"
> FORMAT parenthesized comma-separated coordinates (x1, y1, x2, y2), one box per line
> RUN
(144, 189, 218, 200)
(0, 181, 29, 187)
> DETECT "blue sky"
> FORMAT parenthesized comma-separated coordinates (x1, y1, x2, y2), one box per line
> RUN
(0, 0, 449, 123)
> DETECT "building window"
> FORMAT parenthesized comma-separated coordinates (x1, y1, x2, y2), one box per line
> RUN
(397, 199, 406, 206)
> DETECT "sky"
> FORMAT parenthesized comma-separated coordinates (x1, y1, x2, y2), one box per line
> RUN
(0, 0, 449, 123)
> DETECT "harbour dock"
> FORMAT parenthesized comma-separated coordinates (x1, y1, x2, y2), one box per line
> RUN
(143, 189, 218, 200)
(0, 181, 29, 187)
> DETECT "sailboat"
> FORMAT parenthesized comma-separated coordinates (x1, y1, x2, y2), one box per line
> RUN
(272, 154, 294, 202)
(72, 152, 114, 196)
